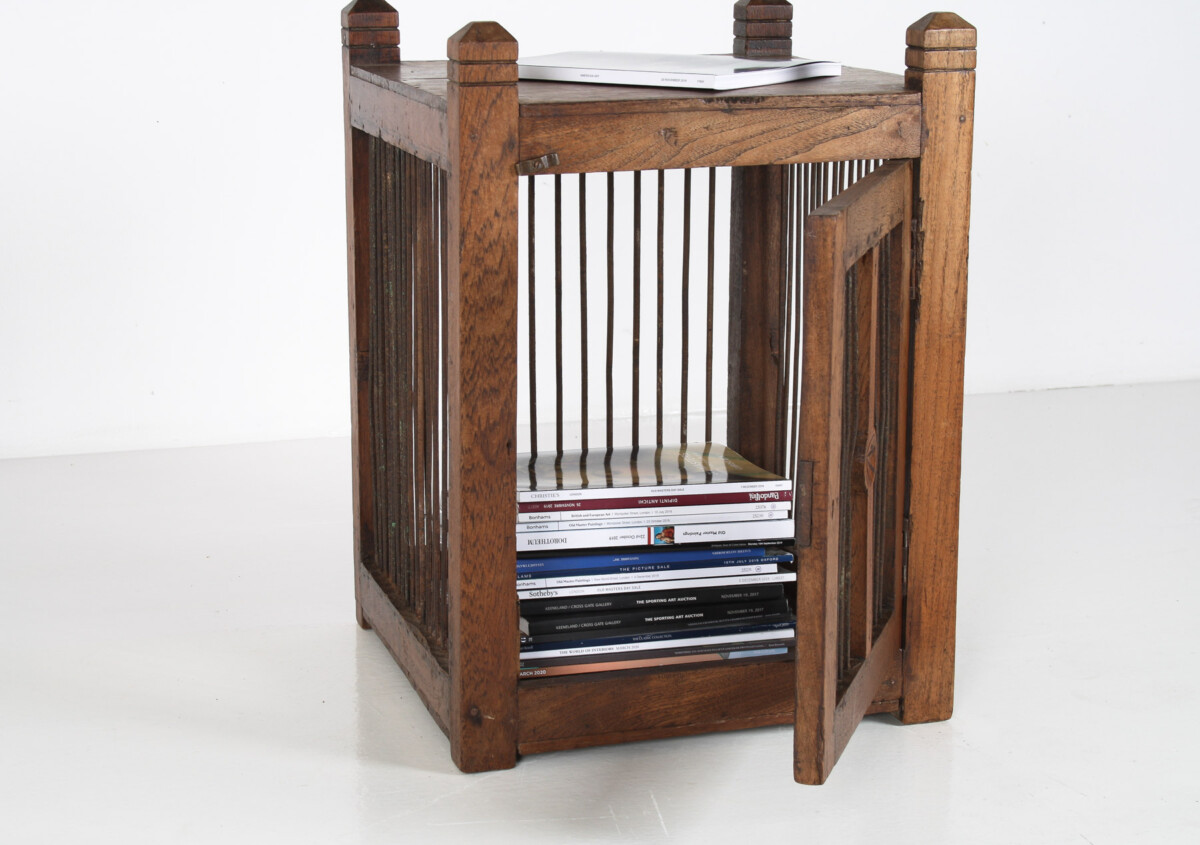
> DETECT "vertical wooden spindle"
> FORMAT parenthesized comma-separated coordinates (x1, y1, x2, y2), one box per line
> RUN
(775, 164, 794, 471)
(526, 176, 538, 455)
(554, 174, 564, 454)
(605, 172, 615, 452)
(655, 170, 665, 447)
(399, 148, 414, 606)
(788, 163, 806, 481)
(419, 156, 440, 627)
(578, 174, 589, 453)
(680, 169, 692, 444)
(412, 150, 428, 614)
(632, 171, 642, 449)
(704, 167, 717, 444)
(438, 165, 450, 641)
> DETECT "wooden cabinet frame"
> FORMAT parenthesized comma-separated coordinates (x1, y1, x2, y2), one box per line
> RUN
(340, 1, 975, 784)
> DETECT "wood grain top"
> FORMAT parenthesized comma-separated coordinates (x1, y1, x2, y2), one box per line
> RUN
(352, 62, 916, 116)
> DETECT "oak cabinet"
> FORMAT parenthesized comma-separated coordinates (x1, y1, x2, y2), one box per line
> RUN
(341, 1, 974, 784)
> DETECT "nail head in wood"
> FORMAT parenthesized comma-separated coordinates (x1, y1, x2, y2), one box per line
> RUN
(516, 153, 560, 176)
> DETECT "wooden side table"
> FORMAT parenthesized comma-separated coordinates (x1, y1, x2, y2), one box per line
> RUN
(340, 0, 975, 784)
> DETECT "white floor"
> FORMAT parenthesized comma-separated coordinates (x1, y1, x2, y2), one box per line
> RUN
(2, 381, 1198, 844)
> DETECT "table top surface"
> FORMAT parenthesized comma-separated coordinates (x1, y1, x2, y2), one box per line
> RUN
(353, 61, 917, 115)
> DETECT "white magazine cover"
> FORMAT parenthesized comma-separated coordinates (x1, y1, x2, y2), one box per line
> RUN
(517, 51, 841, 90)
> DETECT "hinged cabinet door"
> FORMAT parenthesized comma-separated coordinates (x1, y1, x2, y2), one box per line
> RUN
(794, 160, 913, 784)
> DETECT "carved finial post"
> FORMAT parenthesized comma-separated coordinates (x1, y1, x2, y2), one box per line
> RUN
(444, 21, 521, 774)
(901, 12, 976, 728)
(905, 11, 976, 86)
(341, 0, 400, 65)
(733, 0, 794, 59)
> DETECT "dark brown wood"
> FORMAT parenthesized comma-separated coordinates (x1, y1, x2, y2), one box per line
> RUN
(518, 103, 920, 174)
(342, 0, 399, 30)
(554, 175, 564, 453)
(878, 224, 911, 649)
(902, 12, 976, 726)
(704, 168, 717, 443)
(794, 160, 912, 784)
(775, 165, 796, 472)
(728, 165, 786, 474)
(416, 155, 440, 623)
(733, 20, 793, 38)
(444, 21, 521, 773)
(794, 459, 814, 548)
(785, 163, 807, 479)
(343, 9, 973, 782)
(655, 171, 665, 446)
(733, 37, 793, 56)
(341, 0, 399, 64)
(348, 73, 448, 170)
(343, 0, 400, 631)
(376, 62, 911, 110)
(605, 172, 616, 450)
(733, 0, 794, 21)
(793, 171, 843, 783)
(846, 248, 876, 666)
(526, 176, 538, 455)
(632, 171, 642, 447)
(518, 658, 794, 752)
(578, 174, 590, 451)
(349, 64, 919, 173)
(437, 168, 451, 640)
(344, 115, 374, 630)
(733, 0, 793, 59)
(679, 169, 692, 443)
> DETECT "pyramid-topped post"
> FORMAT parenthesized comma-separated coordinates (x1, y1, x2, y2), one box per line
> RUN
(733, 0, 793, 59)
(341, 0, 400, 65)
(905, 11, 976, 83)
(447, 20, 519, 84)
(901, 11, 976, 729)
(444, 21, 521, 774)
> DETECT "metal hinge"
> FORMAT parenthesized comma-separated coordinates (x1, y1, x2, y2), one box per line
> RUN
(515, 153, 560, 176)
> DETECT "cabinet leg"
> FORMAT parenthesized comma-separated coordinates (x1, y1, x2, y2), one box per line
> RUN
(901, 12, 976, 725)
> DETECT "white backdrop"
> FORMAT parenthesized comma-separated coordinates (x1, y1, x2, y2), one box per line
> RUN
(2, 0, 1198, 459)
